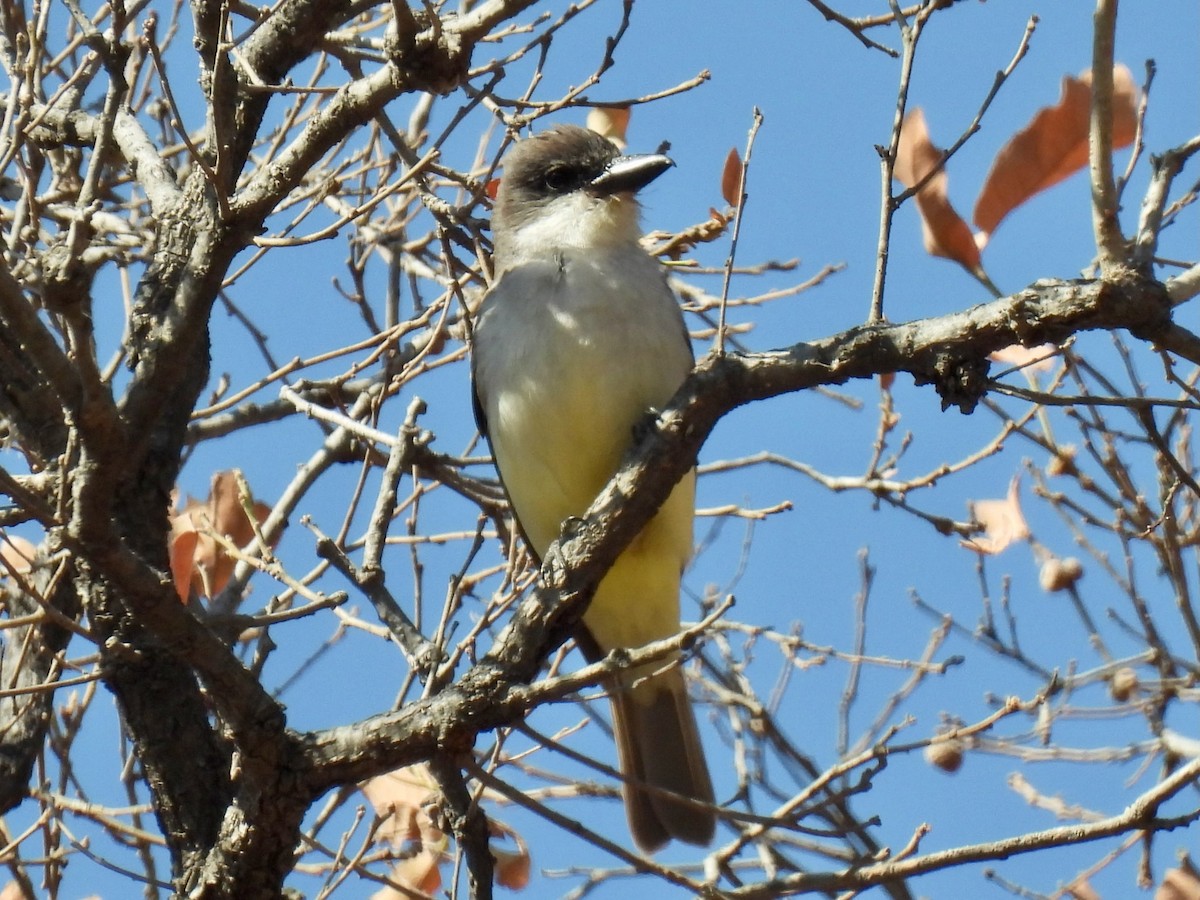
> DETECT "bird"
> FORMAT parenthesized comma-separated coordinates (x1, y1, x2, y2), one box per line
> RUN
(471, 124, 716, 852)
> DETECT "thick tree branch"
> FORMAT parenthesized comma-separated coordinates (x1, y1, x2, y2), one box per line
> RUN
(0, 560, 80, 815)
(25, 104, 182, 214)
(0, 261, 80, 422)
(68, 515, 286, 743)
(447, 0, 544, 43)
(1135, 133, 1200, 272)
(1169, 264, 1200, 306)
(239, 0, 370, 83)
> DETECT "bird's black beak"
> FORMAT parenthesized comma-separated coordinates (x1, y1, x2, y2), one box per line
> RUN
(587, 152, 675, 197)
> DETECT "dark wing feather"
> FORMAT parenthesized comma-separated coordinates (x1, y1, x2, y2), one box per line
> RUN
(470, 371, 490, 441)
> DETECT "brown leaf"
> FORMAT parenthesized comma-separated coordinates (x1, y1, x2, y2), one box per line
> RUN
(363, 765, 450, 864)
(397, 853, 443, 896)
(168, 529, 199, 603)
(721, 147, 743, 207)
(963, 476, 1029, 555)
(894, 109, 983, 274)
(364, 765, 448, 898)
(168, 471, 273, 600)
(489, 819, 531, 890)
(586, 106, 631, 150)
(973, 64, 1137, 244)
(362, 765, 440, 849)
(374, 852, 442, 899)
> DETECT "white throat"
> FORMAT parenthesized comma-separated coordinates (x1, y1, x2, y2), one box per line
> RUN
(495, 191, 643, 272)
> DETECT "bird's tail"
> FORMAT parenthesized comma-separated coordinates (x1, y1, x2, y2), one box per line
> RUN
(610, 663, 716, 852)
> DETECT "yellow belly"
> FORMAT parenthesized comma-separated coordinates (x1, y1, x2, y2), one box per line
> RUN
(475, 249, 695, 653)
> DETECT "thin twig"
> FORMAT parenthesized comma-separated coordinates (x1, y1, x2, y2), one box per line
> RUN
(716, 108, 762, 355)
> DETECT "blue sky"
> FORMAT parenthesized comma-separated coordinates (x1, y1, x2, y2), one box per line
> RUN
(12, 0, 1199, 896)
(202, 2, 1199, 897)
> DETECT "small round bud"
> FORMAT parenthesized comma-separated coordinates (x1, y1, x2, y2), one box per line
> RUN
(1109, 667, 1139, 702)
(924, 738, 964, 774)
(1046, 445, 1078, 477)
(1040, 556, 1084, 592)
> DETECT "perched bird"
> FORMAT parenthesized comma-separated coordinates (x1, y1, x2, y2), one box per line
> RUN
(471, 125, 715, 851)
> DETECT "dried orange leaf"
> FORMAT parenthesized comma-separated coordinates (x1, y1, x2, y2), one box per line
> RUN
(721, 147, 743, 207)
(489, 819, 531, 890)
(171, 508, 218, 599)
(894, 109, 983, 274)
(373, 851, 443, 899)
(364, 766, 448, 898)
(963, 476, 1029, 555)
(168, 529, 199, 603)
(168, 470, 274, 600)
(586, 107, 631, 150)
(495, 845, 531, 890)
(362, 764, 439, 848)
(974, 64, 1137, 244)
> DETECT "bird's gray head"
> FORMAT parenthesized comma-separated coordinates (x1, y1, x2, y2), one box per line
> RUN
(491, 125, 674, 268)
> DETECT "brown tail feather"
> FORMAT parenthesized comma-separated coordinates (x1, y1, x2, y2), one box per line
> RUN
(609, 665, 715, 852)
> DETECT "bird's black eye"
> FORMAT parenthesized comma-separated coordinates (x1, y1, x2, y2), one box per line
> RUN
(541, 165, 577, 194)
